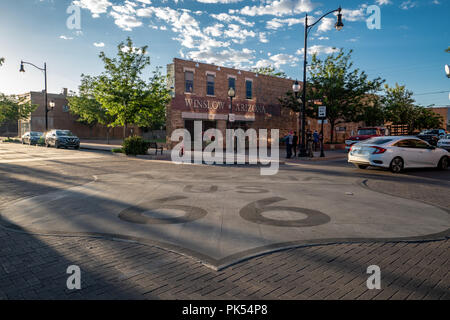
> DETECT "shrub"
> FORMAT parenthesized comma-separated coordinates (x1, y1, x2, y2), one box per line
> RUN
(122, 136, 149, 156)
(111, 148, 123, 153)
(37, 137, 45, 146)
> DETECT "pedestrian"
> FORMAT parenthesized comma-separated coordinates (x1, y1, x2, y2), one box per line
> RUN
(306, 130, 314, 158)
(292, 131, 298, 157)
(284, 131, 293, 159)
(313, 130, 319, 151)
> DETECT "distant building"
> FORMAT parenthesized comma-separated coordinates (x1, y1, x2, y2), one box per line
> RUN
(430, 106, 450, 131)
(17, 89, 134, 139)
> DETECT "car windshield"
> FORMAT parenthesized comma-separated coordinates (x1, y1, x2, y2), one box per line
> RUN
(30, 132, 42, 136)
(357, 129, 377, 135)
(56, 130, 74, 136)
(362, 137, 393, 145)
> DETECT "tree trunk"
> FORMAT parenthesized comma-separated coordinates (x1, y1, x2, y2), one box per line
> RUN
(123, 123, 127, 140)
(329, 119, 335, 143)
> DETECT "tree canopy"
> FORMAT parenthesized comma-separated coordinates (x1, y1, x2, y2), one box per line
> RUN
(69, 37, 171, 139)
(281, 48, 384, 142)
(252, 65, 287, 78)
(0, 94, 36, 124)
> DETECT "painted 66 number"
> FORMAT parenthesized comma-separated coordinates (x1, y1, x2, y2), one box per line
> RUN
(226, 305, 267, 315)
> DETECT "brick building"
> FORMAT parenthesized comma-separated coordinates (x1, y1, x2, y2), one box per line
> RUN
(166, 58, 300, 148)
(18, 89, 134, 139)
(165, 58, 365, 147)
(431, 106, 450, 131)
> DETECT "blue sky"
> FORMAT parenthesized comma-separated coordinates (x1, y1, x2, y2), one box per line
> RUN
(0, 0, 449, 106)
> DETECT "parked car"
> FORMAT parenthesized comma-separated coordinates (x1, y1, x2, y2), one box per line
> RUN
(45, 130, 80, 149)
(345, 127, 388, 151)
(348, 136, 449, 173)
(21, 131, 43, 145)
(416, 129, 446, 146)
(437, 134, 450, 151)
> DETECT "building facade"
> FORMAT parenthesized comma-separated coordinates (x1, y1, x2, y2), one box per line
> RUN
(18, 89, 135, 139)
(166, 58, 300, 148)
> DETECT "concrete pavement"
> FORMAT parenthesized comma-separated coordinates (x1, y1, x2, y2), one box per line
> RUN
(0, 143, 448, 270)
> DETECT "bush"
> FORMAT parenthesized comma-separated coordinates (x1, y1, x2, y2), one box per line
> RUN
(3, 138, 21, 143)
(37, 137, 45, 146)
(111, 148, 123, 153)
(122, 136, 149, 156)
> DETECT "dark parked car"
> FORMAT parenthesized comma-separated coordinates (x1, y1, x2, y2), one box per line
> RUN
(21, 131, 43, 145)
(417, 129, 446, 146)
(45, 130, 80, 149)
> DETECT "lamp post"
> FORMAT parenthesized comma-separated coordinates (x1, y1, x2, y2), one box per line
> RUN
(298, 7, 344, 157)
(228, 87, 235, 128)
(20, 60, 51, 131)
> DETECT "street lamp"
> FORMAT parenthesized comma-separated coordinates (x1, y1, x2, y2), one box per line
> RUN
(228, 87, 235, 126)
(20, 60, 51, 131)
(298, 7, 344, 157)
(445, 64, 450, 78)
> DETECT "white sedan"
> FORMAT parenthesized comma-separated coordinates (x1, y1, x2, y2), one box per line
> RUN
(348, 136, 449, 173)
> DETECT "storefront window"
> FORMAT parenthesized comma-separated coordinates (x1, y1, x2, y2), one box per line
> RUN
(246, 80, 252, 99)
(207, 74, 215, 96)
(185, 71, 194, 93)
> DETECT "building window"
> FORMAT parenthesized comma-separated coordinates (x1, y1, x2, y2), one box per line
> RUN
(207, 74, 215, 96)
(245, 80, 252, 99)
(228, 77, 236, 91)
(185, 71, 194, 93)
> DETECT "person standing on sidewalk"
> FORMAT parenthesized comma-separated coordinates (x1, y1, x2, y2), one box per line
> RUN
(313, 130, 319, 152)
(292, 131, 299, 158)
(285, 131, 294, 158)
(306, 130, 314, 158)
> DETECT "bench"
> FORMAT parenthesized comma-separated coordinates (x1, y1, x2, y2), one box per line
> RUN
(148, 142, 163, 155)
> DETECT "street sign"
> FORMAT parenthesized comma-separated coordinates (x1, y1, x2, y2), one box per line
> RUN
(318, 106, 327, 118)
(229, 114, 235, 122)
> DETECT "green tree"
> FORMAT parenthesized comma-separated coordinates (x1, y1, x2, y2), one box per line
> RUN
(282, 49, 384, 142)
(252, 65, 287, 78)
(382, 83, 417, 133)
(445, 47, 450, 53)
(68, 75, 116, 143)
(414, 107, 443, 131)
(0, 93, 36, 124)
(94, 37, 171, 138)
(0, 57, 4, 66)
(356, 96, 386, 127)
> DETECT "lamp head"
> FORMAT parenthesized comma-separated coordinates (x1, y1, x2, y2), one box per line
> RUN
(445, 64, 450, 78)
(292, 80, 300, 93)
(49, 100, 55, 109)
(228, 87, 235, 98)
(19, 61, 25, 73)
(335, 7, 344, 31)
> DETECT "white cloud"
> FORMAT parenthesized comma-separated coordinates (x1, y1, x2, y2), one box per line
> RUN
(136, 0, 152, 4)
(269, 53, 299, 68)
(73, 0, 112, 18)
(109, 1, 142, 31)
(223, 24, 256, 42)
(317, 17, 334, 32)
(341, 6, 368, 22)
(197, 0, 242, 3)
(210, 13, 254, 27)
(376, 0, 392, 5)
(93, 42, 105, 47)
(186, 47, 255, 68)
(317, 36, 329, 40)
(204, 24, 224, 37)
(239, 0, 316, 17)
(400, 1, 418, 10)
(259, 32, 269, 43)
(254, 59, 272, 69)
(296, 45, 338, 56)
(266, 17, 303, 29)
(59, 35, 73, 40)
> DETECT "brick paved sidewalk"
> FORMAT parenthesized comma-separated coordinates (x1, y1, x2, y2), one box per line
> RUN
(0, 224, 448, 300)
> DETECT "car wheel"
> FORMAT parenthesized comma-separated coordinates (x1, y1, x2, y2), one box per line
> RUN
(390, 157, 404, 173)
(438, 156, 449, 170)
(355, 164, 368, 169)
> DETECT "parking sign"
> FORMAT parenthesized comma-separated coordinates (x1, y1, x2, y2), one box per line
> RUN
(318, 106, 326, 118)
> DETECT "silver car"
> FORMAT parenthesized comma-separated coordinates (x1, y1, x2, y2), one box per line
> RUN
(21, 131, 43, 145)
